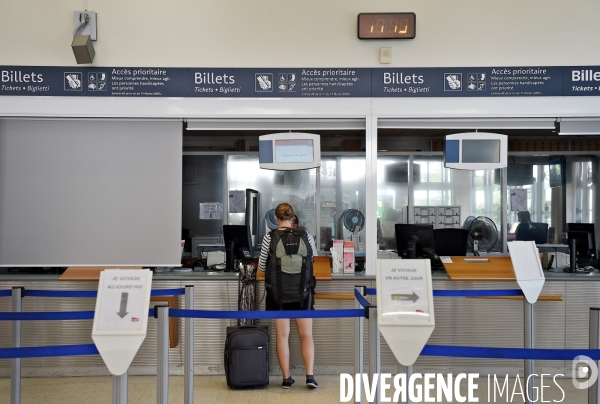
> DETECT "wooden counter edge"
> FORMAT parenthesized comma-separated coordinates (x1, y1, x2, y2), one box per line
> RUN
(59, 267, 143, 281)
(314, 293, 355, 300)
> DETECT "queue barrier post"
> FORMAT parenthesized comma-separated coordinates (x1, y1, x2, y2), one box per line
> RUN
(589, 308, 600, 404)
(112, 370, 128, 404)
(354, 286, 366, 404)
(396, 364, 413, 404)
(524, 298, 535, 404)
(184, 285, 194, 404)
(11, 287, 23, 404)
(155, 305, 169, 404)
(368, 304, 381, 404)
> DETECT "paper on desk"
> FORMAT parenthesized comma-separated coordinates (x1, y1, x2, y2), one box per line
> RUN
(331, 248, 343, 274)
(440, 256, 453, 264)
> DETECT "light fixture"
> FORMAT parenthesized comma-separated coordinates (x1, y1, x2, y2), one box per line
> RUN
(72, 11, 97, 64)
(558, 118, 600, 135)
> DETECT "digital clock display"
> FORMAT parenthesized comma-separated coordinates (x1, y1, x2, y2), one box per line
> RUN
(357, 13, 416, 40)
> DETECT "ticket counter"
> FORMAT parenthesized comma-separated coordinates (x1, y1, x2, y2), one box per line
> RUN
(0, 270, 596, 378)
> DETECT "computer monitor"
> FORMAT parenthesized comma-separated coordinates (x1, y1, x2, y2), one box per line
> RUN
(514, 222, 548, 244)
(567, 223, 597, 269)
(433, 228, 469, 256)
(223, 225, 253, 272)
(395, 224, 435, 259)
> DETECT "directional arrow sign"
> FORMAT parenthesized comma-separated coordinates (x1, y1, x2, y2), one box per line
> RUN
(96, 272, 147, 331)
(92, 269, 152, 375)
(378, 260, 431, 323)
(117, 292, 129, 318)
(377, 259, 435, 366)
(391, 292, 420, 303)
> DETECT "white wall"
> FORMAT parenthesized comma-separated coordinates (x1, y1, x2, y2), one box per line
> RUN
(1, 0, 599, 67)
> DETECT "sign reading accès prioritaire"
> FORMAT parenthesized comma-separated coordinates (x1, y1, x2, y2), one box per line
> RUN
(378, 259, 431, 324)
(3, 66, 600, 98)
(96, 269, 151, 331)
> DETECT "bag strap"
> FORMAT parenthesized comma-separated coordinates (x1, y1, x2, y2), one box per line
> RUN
(282, 232, 295, 257)
(270, 229, 285, 307)
(265, 230, 279, 286)
(269, 229, 280, 253)
(275, 254, 283, 309)
(298, 257, 307, 308)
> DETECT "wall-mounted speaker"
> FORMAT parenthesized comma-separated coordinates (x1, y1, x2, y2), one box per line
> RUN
(72, 35, 95, 64)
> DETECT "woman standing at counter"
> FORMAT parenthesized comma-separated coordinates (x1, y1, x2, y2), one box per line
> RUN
(258, 203, 318, 389)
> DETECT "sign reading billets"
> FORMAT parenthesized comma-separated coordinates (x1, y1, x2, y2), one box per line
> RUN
(1, 66, 599, 97)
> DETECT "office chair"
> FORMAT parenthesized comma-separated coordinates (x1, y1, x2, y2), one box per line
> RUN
(515, 222, 548, 244)
(531, 223, 549, 244)
(433, 228, 469, 256)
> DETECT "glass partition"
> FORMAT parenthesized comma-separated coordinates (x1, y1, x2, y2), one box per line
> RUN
(227, 155, 317, 250)
(377, 154, 502, 253)
(505, 157, 549, 242)
(376, 156, 410, 250)
(413, 155, 502, 252)
(182, 155, 225, 253)
(189, 151, 599, 256)
(470, 168, 502, 252)
(505, 155, 597, 245)
(567, 157, 596, 225)
(413, 156, 453, 207)
(319, 156, 366, 250)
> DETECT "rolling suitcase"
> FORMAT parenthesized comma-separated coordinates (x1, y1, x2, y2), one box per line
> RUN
(224, 325, 269, 388)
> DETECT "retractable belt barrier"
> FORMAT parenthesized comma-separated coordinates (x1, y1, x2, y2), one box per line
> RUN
(3, 342, 600, 361)
(0, 344, 99, 359)
(354, 289, 371, 308)
(0, 287, 593, 362)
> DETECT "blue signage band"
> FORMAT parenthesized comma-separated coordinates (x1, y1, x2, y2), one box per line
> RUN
(1, 66, 598, 98)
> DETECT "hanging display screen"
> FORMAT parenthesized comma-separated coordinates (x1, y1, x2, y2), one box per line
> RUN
(274, 139, 314, 163)
(461, 139, 500, 163)
(259, 133, 321, 170)
(444, 133, 507, 170)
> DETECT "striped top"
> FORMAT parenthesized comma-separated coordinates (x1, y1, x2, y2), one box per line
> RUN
(258, 229, 318, 272)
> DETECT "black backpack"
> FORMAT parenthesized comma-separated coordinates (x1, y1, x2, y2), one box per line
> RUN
(265, 228, 314, 308)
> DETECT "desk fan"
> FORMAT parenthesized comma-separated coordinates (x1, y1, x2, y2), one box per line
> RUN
(338, 209, 366, 252)
(462, 215, 476, 231)
(468, 216, 498, 256)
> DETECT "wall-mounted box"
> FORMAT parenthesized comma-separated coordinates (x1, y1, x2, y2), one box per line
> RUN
(413, 206, 461, 229)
